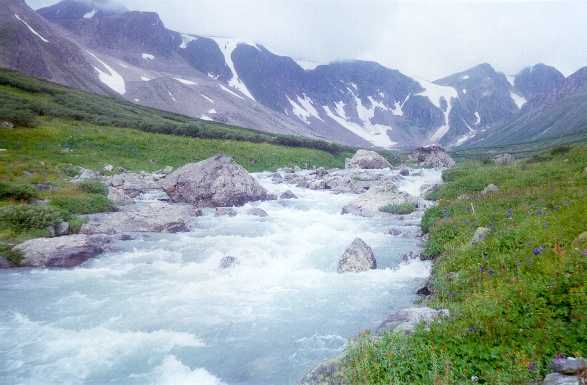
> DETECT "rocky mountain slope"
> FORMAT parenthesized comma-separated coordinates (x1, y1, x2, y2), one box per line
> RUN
(2, 0, 585, 149)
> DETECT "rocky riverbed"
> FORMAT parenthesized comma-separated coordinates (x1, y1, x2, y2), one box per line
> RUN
(0, 150, 447, 385)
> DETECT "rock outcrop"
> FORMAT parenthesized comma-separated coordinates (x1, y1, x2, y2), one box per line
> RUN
(345, 150, 391, 169)
(107, 172, 170, 204)
(161, 155, 272, 207)
(494, 153, 514, 165)
(542, 357, 586, 385)
(410, 145, 455, 168)
(337, 238, 377, 273)
(298, 356, 348, 385)
(81, 202, 199, 235)
(14, 234, 111, 268)
(342, 185, 415, 217)
(377, 307, 450, 335)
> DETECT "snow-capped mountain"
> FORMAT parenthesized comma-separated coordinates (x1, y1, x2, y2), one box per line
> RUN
(2, 0, 584, 149)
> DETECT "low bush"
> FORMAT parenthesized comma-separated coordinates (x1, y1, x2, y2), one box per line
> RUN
(50, 194, 113, 215)
(77, 180, 107, 195)
(0, 244, 23, 266)
(0, 182, 38, 202)
(0, 205, 64, 231)
(380, 202, 417, 215)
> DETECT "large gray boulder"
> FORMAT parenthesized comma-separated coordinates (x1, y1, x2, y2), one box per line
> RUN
(410, 145, 455, 168)
(14, 234, 110, 268)
(81, 202, 199, 235)
(341, 185, 415, 217)
(161, 155, 272, 207)
(337, 238, 377, 273)
(551, 357, 587, 375)
(494, 153, 514, 166)
(346, 150, 391, 169)
(542, 373, 581, 385)
(377, 307, 450, 335)
(108, 172, 169, 204)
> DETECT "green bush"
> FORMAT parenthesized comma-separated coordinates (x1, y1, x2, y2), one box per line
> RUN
(550, 145, 572, 156)
(0, 204, 64, 231)
(0, 244, 23, 266)
(50, 194, 113, 215)
(77, 180, 107, 195)
(380, 202, 417, 215)
(0, 182, 38, 202)
(421, 206, 444, 234)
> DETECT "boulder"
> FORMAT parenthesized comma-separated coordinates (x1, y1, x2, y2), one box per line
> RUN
(470, 227, 491, 245)
(219, 256, 239, 269)
(298, 355, 347, 385)
(280, 190, 298, 200)
(108, 172, 169, 204)
(551, 357, 587, 375)
(410, 145, 456, 169)
(271, 173, 284, 184)
(47, 222, 70, 238)
(72, 167, 100, 183)
(481, 184, 500, 195)
(14, 234, 111, 268)
(0, 121, 15, 129)
(161, 155, 272, 207)
(377, 307, 449, 335)
(542, 373, 581, 385)
(342, 185, 415, 217)
(337, 238, 377, 273)
(247, 208, 269, 217)
(399, 168, 410, 176)
(494, 153, 514, 166)
(80, 202, 198, 235)
(345, 150, 391, 169)
(215, 207, 238, 217)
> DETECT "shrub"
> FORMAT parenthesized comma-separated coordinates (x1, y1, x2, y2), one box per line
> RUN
(421, 206, 445, 234)
(68, 216, 87, 234)
(77, 180, 107, 195)
(550, 145, 571, 156)
(0, 244, 23, 266)
(380, 202, 417, 215)
(0, 205, 64, 231)
(0, 182, 38, 202)
(50, 194, 113, 215)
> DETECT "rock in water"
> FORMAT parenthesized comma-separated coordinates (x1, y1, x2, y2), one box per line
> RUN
(377, 307, 449, 335)
(342, 185, 415, 217)
(345, 149, 391, 169)
(215, 207, 238, 217)
(14, 235, 110, 268)
(337, 238, 377, 273)
(280, 190, 298, 199)
(219, 256, 239, 269)
(161, 154, 272, 207)
(410, 145, 455, 168)
(298, 356, 348, 385)
(247, 208, 269, 217)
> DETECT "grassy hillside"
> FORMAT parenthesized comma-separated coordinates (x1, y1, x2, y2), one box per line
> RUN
(346, 145, 587, 384)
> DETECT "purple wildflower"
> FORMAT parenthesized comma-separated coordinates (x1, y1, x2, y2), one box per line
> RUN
(533, 246, 545, 255)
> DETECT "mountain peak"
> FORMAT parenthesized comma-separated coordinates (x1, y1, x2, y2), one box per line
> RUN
(38, 0, 128, 20)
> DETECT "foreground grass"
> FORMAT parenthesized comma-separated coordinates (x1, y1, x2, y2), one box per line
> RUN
(346, 145, 587, 384)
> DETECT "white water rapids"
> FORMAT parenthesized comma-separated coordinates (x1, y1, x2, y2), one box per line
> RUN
(0, 169, 441, 385)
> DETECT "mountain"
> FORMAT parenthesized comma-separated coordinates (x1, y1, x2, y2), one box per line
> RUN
(1, 0, 584, 149)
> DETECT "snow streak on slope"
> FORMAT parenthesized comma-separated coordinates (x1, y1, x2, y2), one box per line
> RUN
(180, 34, 198, 49)
(213, 37, 256, 101)
(83, 9, 96, 19)
(510, 92, 527, 109)
(87, 51, 126, 94)
(287, 95, 322, 124)
(417, 78, 458, 143)
(14, 14, 49, 43)
(219, 84, 245, 100)
(142, 53, 155, 61)
(174, 78, 197, 86)
(324, 104, 396, 148)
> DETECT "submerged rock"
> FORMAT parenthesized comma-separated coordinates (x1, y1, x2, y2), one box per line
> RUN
(81, 202, 198, 235)
(410, 145, 455, 169)
(219, 256, 239, 269)
(14, 234, 111, 268)
(399, 168, 410, 176)
(215, 207, 238, 217)
(161, 154, 272, 207)
(247, 208, 269, 217)
(377, 307, 449, 335)
(341, 185, 415, 217)
(337, 238, 377, 273)
(345, 150, 391, 169)
(280, 190, 298, 200)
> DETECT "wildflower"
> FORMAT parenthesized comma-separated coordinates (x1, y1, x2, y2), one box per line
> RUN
(532, 246, 545, 255)
(471, 375, 479, 382)
(528, 362, 537, 372)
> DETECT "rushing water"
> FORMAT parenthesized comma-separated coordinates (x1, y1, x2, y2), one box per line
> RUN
(0, 169, 441, 385)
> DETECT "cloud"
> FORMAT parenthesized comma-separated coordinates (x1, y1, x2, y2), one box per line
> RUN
(26, 0, 587, 79)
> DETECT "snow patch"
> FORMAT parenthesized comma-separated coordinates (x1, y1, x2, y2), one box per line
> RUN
(87, 51, 126, 95)
(174, 78, 197, 86)
(391, 101, 404, 116)
(295, 59, 320, 70)
(288, 94, 322, 124)
(168, 91, 177, 102)
(462, 89, 467, 94)
(207, 73, 220, 80)
(133, 98, 140, 102)
(324, 105, 395, 148)
(212, 37, 257, 101)
(140, 75, 151, 81)
(208, 108, 217, 114)
(200, 115, 214, 121)
(83, 9, 96, 19)
(510, 92, 527, 109)
(14, 14, 49, 43)
(506, 75, 516, 87)
(179, 34, 198, 49)
(142, 53, 155, 61)
(416, 78, 458, 143)
(461, 75, 470, 80)
(219, 84, 244, 100)
(201, 94, 214, 104)
(474, 112, 481, 125)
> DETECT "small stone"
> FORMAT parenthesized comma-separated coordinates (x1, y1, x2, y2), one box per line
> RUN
(571, 232, 587, 255)
(481, 184, 500, 195)
(247, 208, 268, 217)
(280, 190, 298, 200)
(470, 227, 491, 245)
(0, 121, 15, 129)
(219, 256, 239, 269)
(215, 207, 238, 217)
(103, 164, 114, 173)
(399, 168, 410, 176)
(271, 173, 284, 184)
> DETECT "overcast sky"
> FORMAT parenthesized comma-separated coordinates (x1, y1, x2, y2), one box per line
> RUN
(27, 0, 587, 80)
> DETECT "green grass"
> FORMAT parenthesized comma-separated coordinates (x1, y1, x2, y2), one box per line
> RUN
(379, 202, 417, 215)
(345, 145, 587, 385)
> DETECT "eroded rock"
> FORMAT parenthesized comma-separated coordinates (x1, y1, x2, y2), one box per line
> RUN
(337, 238, 377, 273)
